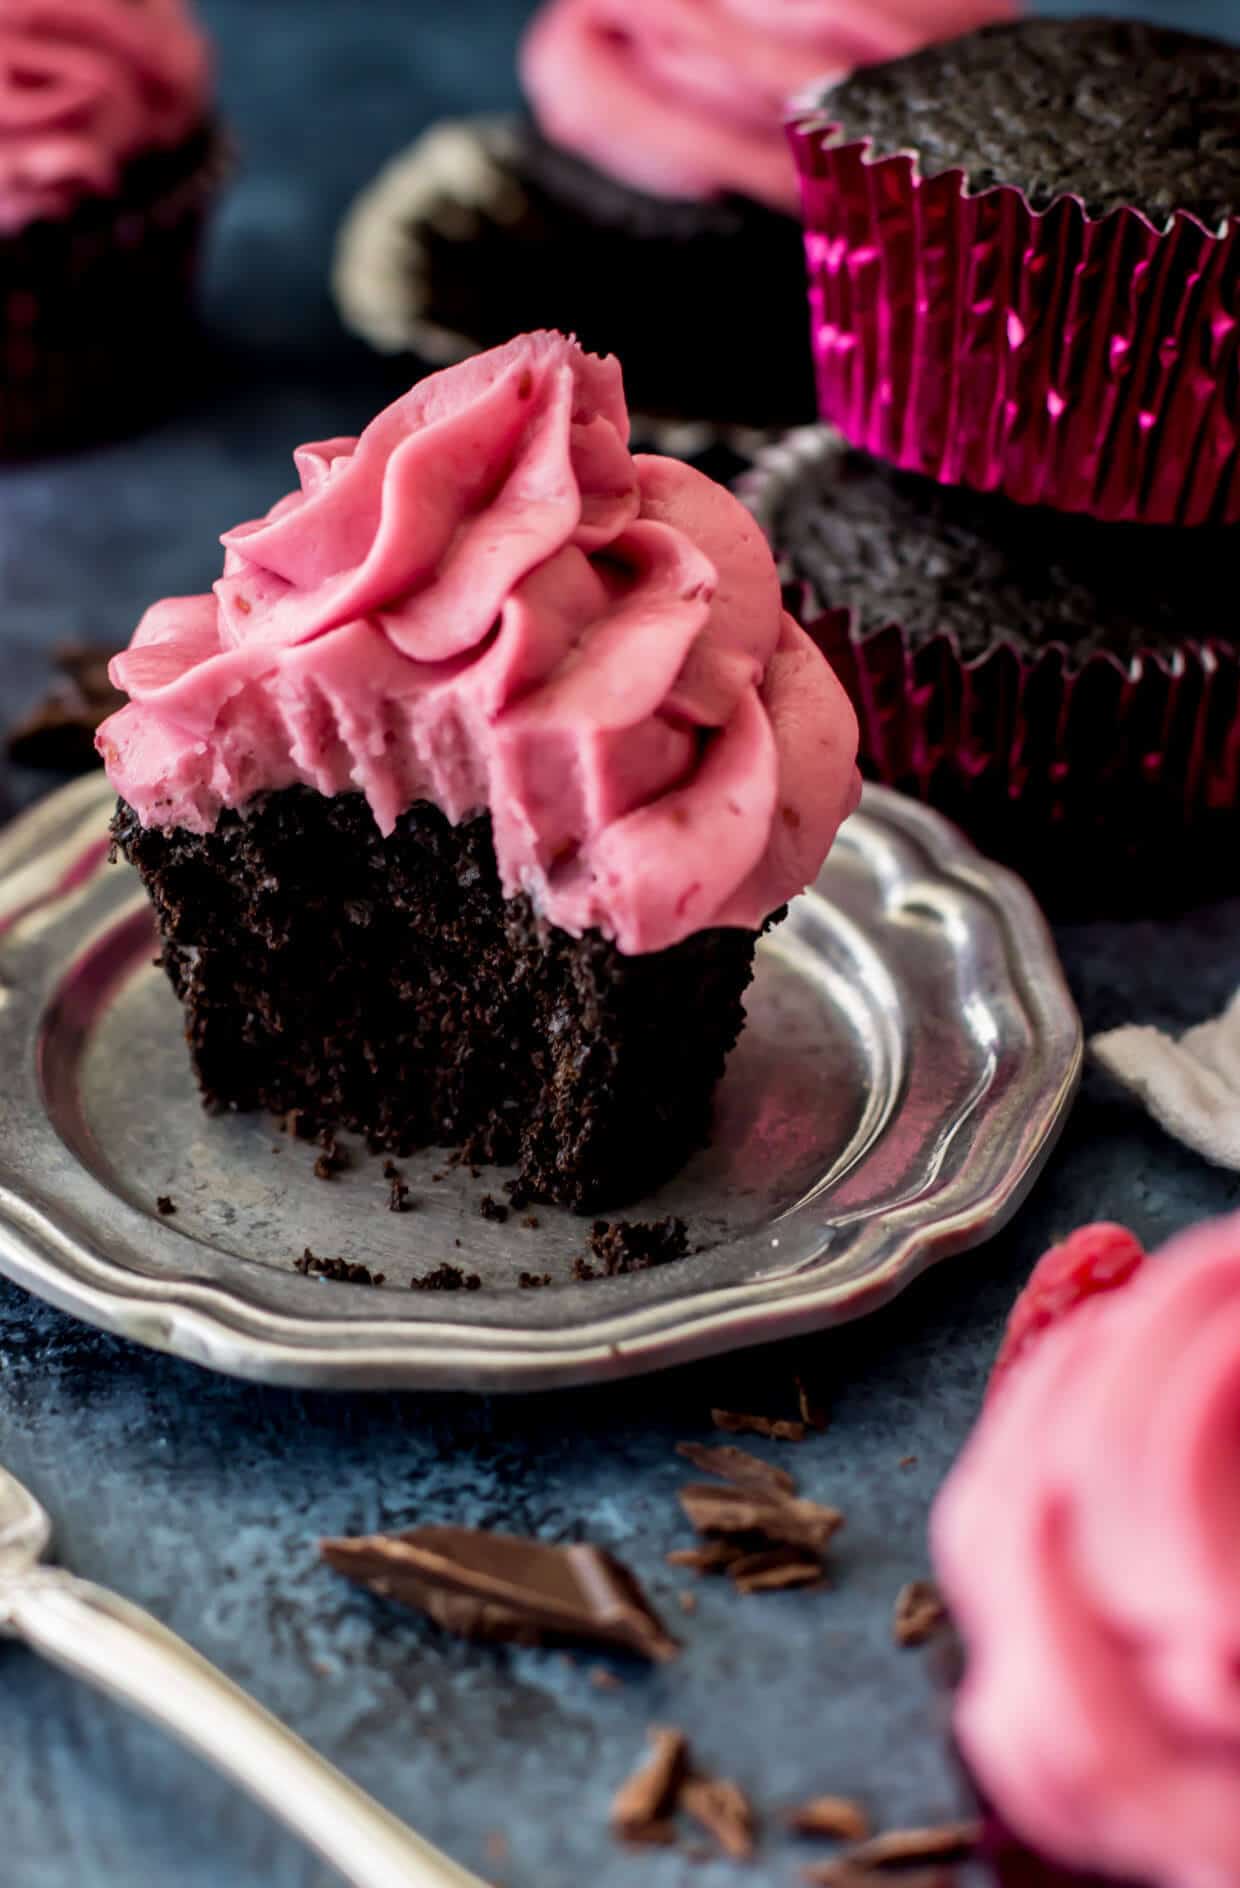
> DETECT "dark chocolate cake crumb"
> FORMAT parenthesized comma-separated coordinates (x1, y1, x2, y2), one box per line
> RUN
(712, 1408, 807, 1444)
(521, 1215, 540, 1230)
(409, 1263, 481, 1292)
(571, 1256, 598, 1283)
(6, 641, 126, 773)
(586, 1216, 689, 1277)
(155, 1195, 177, 1217)
(295, 1247, 385, 1287)
(892, 1581, 947, 1649)
(479, 1194, 509, 1224)
(321, 1525, 680, 1662)
(789, 1798, 872, 1842)
(518, 1272, 552, 1290)
(382, 1159, 402, 1180)
(819, 19, 1240, 228)
(773, 432, 1240, 668)
(387, 1176, 413, 1213)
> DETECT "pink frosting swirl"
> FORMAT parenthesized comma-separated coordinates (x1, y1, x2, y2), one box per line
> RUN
(99, 333, 860, 956)
(0, 0, 212, 233)
(520, 0, 1017, 214)
(933, 1212, 1240, 1888)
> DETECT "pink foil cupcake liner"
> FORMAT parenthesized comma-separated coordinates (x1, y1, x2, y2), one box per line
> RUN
(741, 431, 1240, 915)
(788, 112, 1240, 527)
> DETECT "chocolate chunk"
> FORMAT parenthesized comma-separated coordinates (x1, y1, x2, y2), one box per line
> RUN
(893, 1581, 947, 1648)
(712, 1408, 807, 1443)
(321, 1525, 680, 1663)
(479, 1194, 509, 1224)
(816, 1823, 980, 1875)
(681, 1777, 756, 1861)
(789, 1798, 871, 1842)
(678, 1483, 843, 1556)
(611, 1729, 690, 1845)
(155, 1195, 177, 1217)
(676, 1441, 796, 1496)
(586, 1216, 689, 1276)
(7, 641, 126, 773)
(295, 1247, 384, 1286)
(409, 1264, 481, 1292)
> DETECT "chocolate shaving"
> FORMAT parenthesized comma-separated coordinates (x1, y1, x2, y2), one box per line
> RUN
(7, 641, 126, 773)
(409, 1263, 481, 1292)
(666, 1542, 744, 1575)
(810, 1822, 980, 1877)
(321, 1525, 680, 1663)
(611, 1729, 690, 1843)
(295, 1247, 384, 1286)
(678, 1483, 843, 1556)
(712, 1408, 807, 1443)
(680, 1777, 756, 1861)
(676, 1441, 796, 1496)
(893, 1581, 947, 1648)
(795, 1376, 829, 1432)
(789, 1798, 871, 1842)
(728, 1548, 827, 1595)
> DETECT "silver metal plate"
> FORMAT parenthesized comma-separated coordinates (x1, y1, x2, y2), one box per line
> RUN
(0, 775, 1080, 1391)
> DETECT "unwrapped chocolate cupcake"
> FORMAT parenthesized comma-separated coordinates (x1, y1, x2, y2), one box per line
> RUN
(0, 0, 226, 457)
(743, 426, 1240, 914)
(97, 332, 860, 1211)
(333, 0, 1012, 429)
(790, 18, 1240, 525)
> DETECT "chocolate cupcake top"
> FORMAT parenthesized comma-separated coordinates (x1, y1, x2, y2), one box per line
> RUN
(817, 18, 1240, 230)
(761, 431, 1240, 664)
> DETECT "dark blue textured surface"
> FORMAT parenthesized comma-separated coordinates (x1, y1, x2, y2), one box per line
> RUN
(1, 4, 1239, 1883)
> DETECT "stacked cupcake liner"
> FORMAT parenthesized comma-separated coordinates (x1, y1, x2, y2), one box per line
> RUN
(0, 126, 228, 459)
(745, 103, 1240, 911)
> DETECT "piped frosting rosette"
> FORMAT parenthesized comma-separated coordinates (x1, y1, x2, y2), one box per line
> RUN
(934, 1212, 1240, 1888)
(100, 333, 860, 955)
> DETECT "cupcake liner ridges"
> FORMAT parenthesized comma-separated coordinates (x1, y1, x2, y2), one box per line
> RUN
(742, 430, 1240, 915)
(0, 125, 227, 459)
(788, 113, 1240, 528)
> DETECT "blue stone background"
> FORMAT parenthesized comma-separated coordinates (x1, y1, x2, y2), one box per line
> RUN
(1, 2, 1238, 1883)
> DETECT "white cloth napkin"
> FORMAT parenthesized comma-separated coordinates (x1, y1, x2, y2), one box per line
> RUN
(1092, 989, 1240, 1171)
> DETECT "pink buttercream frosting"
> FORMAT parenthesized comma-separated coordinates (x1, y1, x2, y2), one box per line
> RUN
(933, 1211, 1240, 1888)
(520, 0, 1017, 215)
(0, 0, 212, 233)
(98, 332, 860, 956)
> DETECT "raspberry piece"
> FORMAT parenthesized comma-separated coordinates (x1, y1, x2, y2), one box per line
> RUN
(988, 1223, 1145, 1398)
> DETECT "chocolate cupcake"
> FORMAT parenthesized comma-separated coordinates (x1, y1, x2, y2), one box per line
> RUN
(791, 19, 1240, 525)
(333, 0, 1012, 430)
(743, 426, 1240, 914)
(97, 333, 860, 1212)
(0, 0, 225, 458)
(933, 1215, 1240, 1888)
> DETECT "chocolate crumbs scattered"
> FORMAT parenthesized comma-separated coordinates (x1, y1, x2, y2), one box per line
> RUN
(479, 1195, 509, 1224)
(712, 1408, 808, 1443)
(585, 1216, 689, 1277)
(518, 1272, 552, 1289)
(155, 1195, 177, 1217)
(295, 1248, 384, 1287)
(321, 1525, 679, 1662)
(409, 1264, 481, 1292)
(892, 1581, 947, 1648)
(789, 1798, 872, 1842)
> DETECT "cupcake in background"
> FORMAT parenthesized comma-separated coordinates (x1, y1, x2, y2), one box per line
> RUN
(791, 19, 1240, 525)
(933, 1214, 1240, 1888)
(0, 0, 225, 458)
(741, 428, 1240, 916)
(333, 0, 1014, 431)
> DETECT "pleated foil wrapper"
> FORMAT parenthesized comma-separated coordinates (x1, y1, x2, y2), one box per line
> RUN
(788, 110, 1240, 528)
(741, 428, 1240, 916)
(0, 124, 227, 459)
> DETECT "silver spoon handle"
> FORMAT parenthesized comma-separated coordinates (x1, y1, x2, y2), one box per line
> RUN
(2, 1571, 484, 1888)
